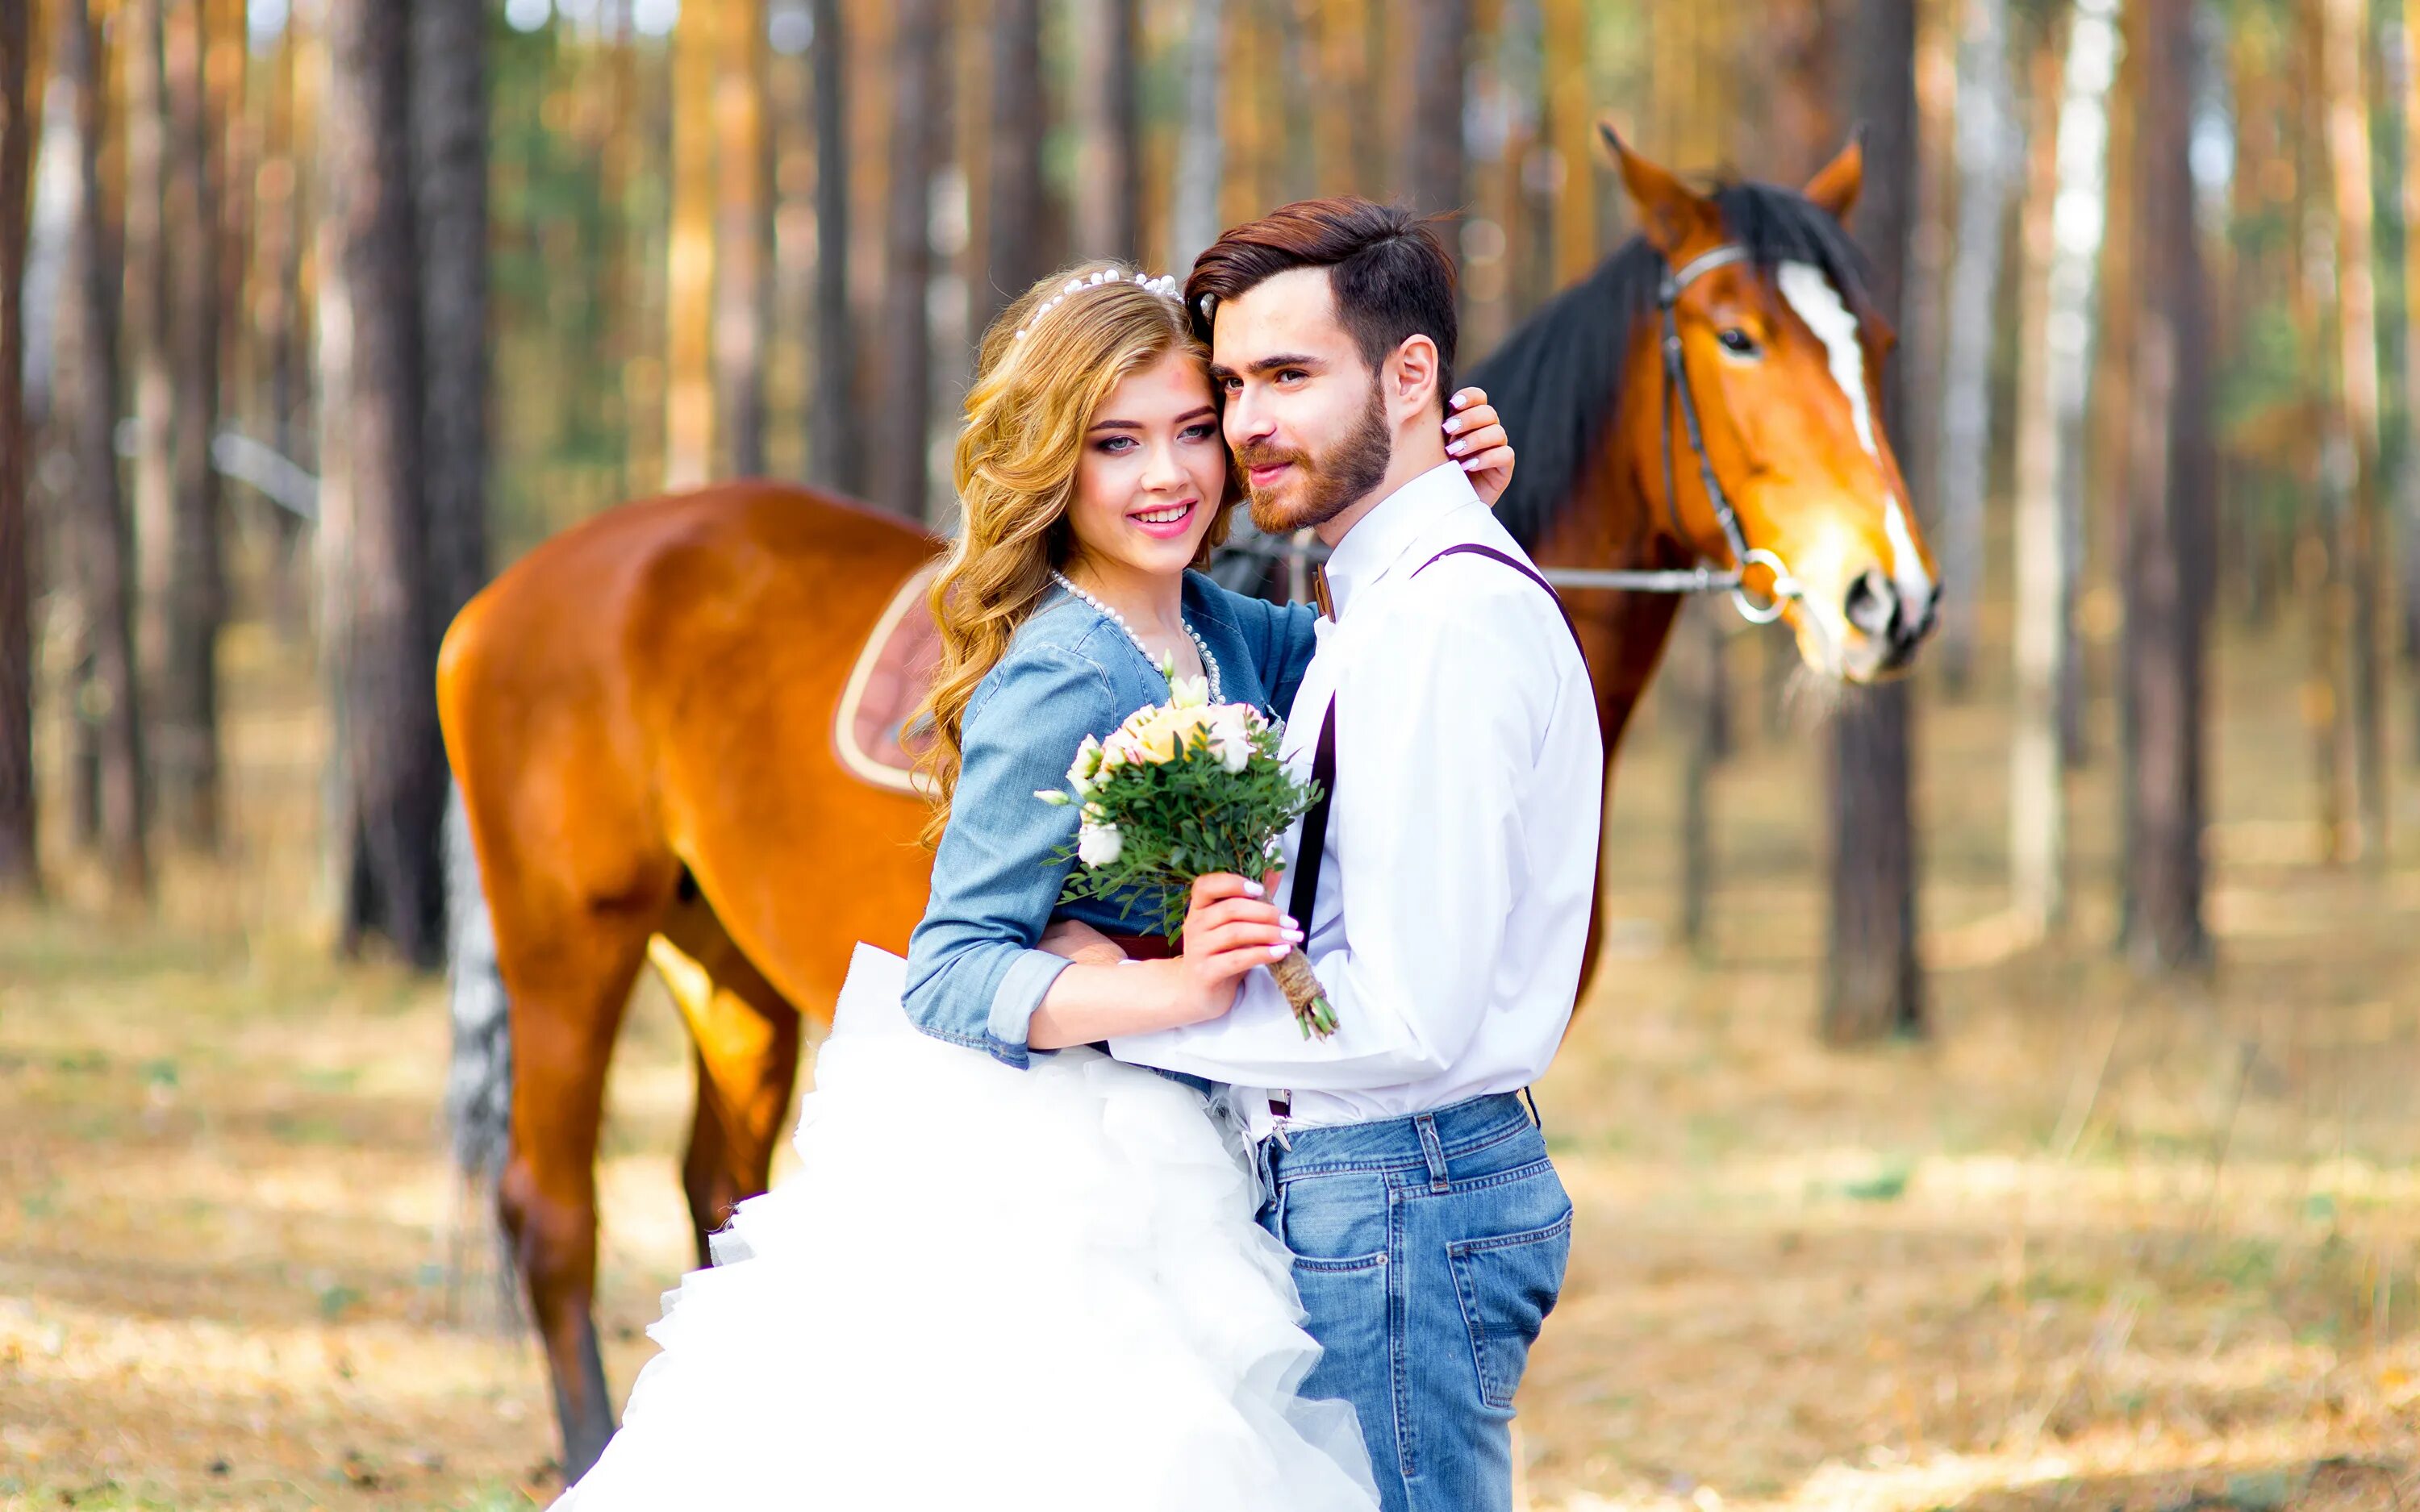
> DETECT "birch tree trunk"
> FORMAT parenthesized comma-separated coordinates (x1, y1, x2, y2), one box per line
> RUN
(871, 0, 940, 519)
(2009, 25, 2063, 935)
(2117, 0, 2210, 969)
(0, 0, 34, 896)
(2052, 0, 2118, 771)
(123, 0, 174, 714)
(1071, 0, 1138, 260)
(1825, 0, 1925, 1043)
(979, 0, 1044, 335)
(1935, 0, 2013, 694)
(2321, 0, 2386, 860)
(59, 0, 148, 898)
(810, 0, 855, 493)
(1167, 0, 1225, 275)
(158, 0, 223, 848)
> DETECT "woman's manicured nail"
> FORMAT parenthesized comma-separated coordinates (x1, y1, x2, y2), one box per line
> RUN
(1243, 880, 1265, 898)
(1283, 930, 1305, 943)
(1269, 943, 1291, 960)
(1280, 915, 1298, 930)
(1447, 439, 1467, 455)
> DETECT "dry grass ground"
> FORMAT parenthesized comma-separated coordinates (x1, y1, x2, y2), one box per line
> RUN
(2, 616, 2415, 1511)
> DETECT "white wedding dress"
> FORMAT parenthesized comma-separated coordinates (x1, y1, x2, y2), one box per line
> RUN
(555, 943, 1379, 1511)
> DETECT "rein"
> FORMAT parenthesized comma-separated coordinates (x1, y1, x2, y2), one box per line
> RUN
(1217, 244, 1805, 627)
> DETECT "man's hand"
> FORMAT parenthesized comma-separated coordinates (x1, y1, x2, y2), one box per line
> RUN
(1037, 918, 1130, 968)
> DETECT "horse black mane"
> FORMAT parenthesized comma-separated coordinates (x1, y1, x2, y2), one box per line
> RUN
(1471, 178, 1877, 553)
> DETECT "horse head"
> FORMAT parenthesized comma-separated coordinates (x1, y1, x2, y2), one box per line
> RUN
(1598, 127, 1938, 682)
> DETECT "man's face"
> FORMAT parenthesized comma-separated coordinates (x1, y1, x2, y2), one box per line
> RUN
(1207, 268, 1392, 535)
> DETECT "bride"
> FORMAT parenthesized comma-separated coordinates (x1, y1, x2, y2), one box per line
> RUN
(554, 262, 1516, 1510)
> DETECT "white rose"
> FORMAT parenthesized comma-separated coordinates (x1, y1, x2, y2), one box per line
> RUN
(1077, 821, 1123, 866)
(1208, 708, 1254, 773)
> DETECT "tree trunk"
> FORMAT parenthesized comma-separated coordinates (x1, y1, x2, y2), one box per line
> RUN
(2117, 0, 2210, 970)
(1823, 0, 1923, 1045)
(714, 0, 769, 477)
(1167, 0, 1225, 274)
(2009, 25, 2063, 936)
(325, 0, 445, 965)
(156, 0, 223, 849)
(871, 0, 939, 519)
(414, 0, 488, 630)
(810, 0, 855, 493)
(1406, 0, 1468, 236)
(1935, 0, 2013, 694)
(1070, 0, 1137, 260)
(2322, 0, 2386, 860)
(2044, 0, 2119, 758)
(666, 2, 715, 489)
(2403, 0, 2420, 723)
(58, 0, 148, 898)
(123, 0, 175, 722)
(978, 0, 1043, 335)
(0, 0, 34, 898)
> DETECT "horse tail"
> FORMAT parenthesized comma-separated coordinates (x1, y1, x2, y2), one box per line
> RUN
(442, 777, 521, 1327)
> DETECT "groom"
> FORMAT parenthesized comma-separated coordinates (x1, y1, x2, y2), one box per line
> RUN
(1110, 199, 1604, 1512)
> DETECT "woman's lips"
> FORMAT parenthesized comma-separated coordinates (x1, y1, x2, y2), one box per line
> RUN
(1128, 499, 1198, 539)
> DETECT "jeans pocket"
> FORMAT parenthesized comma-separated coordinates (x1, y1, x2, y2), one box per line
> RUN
(1446, 1209, 1573, 1410)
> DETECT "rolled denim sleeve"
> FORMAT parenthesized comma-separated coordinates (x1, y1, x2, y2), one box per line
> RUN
(900, 644, 1124, 1068)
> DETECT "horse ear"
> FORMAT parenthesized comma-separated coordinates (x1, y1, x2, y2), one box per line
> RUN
(1597, 119, 1717, 256)
(1803, 131, 1866, 223)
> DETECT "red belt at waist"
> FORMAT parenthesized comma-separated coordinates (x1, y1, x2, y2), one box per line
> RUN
(1105, 932, 1180, 960)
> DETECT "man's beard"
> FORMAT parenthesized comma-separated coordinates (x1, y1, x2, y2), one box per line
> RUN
(1237, 384, 1392, 535)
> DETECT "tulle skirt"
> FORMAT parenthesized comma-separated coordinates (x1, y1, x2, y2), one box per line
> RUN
(554, 943, 1378, 1511)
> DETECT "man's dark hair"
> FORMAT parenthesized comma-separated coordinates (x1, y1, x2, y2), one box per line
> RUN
(1185, 197, 1459, 404)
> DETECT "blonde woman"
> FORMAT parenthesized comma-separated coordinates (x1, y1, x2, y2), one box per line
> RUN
(554, 264, 1514, 1510)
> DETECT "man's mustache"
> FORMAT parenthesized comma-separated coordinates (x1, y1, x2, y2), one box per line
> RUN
(1233, 442, 1309, 473)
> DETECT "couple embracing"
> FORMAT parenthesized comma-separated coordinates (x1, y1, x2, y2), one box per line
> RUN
(557, 198, 1603, 1512)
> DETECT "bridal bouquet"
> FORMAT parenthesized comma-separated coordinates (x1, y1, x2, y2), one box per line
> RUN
(1037, 660, 1337, 1038)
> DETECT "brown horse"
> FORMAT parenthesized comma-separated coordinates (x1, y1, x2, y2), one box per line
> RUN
(436, 131, 1934, 1481)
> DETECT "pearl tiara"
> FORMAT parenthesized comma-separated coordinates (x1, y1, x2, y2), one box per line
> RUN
(1011, 267, 1182, 342)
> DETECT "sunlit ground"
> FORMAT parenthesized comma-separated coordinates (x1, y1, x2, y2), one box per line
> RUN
(3, 612, 2415, 1510)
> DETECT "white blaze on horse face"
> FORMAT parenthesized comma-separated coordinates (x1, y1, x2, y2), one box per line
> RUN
(1775, 260, 1934, 601)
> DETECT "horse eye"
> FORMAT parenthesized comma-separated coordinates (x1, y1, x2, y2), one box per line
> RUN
(1717, 327, 1761, 358)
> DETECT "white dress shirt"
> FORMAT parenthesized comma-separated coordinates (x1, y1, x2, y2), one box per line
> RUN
(1110, 460, 1604, 1132)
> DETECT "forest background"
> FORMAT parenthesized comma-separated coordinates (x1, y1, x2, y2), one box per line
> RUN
(2, 0, 2418, 1509)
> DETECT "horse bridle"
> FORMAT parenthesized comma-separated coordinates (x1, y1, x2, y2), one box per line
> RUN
(1544, 243, 1803, 625)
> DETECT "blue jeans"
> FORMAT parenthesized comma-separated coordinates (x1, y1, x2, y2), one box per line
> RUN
(1255, 1093, 1571, 1512)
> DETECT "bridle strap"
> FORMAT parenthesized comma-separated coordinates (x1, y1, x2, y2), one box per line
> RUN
(1656, 244, 1800, 626)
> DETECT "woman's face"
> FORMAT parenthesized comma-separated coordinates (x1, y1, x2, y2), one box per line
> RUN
(1063, 351, 1229, 586)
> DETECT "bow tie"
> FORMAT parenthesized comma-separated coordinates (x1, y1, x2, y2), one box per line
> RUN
(1313, 564, 1336, 622)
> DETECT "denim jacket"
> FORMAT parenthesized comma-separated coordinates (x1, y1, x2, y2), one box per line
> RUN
(900, 572, 1319, 1070)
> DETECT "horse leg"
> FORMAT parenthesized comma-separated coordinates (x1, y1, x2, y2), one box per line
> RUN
(493, 913, 653, 1484)
(649, 889, 804, 1262)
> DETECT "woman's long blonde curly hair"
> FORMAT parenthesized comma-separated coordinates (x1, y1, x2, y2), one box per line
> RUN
(914, 263, 1236, 845)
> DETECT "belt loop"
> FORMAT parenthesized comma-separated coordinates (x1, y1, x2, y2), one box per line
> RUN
(1414, 1111, 1450, 1193)
(1521, 1086, 1544, 1131)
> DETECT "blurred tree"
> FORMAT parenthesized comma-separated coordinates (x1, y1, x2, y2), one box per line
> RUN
(713, 0, 769, 477)
(415, 0, 487, 623)
(257, 15, 310, 639)
(978, 0, 1045, 333)
(1166, 0, 1224, 273)
(2321, 0, 2385, 860)
(123, 0, 173, 720)
(1824, 0, 1924, 1043)
(1406, 0, 1467, 241)
(666, 4, 713, 487)
(0, 0, 33, 897)
(871, 0, 940, 519)
(323, 0, 445, 964)
(2403, 0, 2420, 710)
(1934, 0, 2013, 694)
(157, 0, 223, 848)
(58, 0, 148, 898)
(1071, 0, 1137, 259)
(2008, 15, 2063, 935)
(2116, 0, 2210, 969)
(811, 0, 855, 492)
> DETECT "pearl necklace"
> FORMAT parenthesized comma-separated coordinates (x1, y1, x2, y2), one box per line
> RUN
(1051, 570, 1222, 704)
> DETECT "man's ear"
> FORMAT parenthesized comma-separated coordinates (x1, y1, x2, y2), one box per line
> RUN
(1386, 334, 1444, 422)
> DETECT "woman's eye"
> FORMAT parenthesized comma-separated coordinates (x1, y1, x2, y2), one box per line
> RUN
(1717, 328, 1761, 358)
(1181, 423, 1218, 441)
(1095, 436, 1136, 455)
